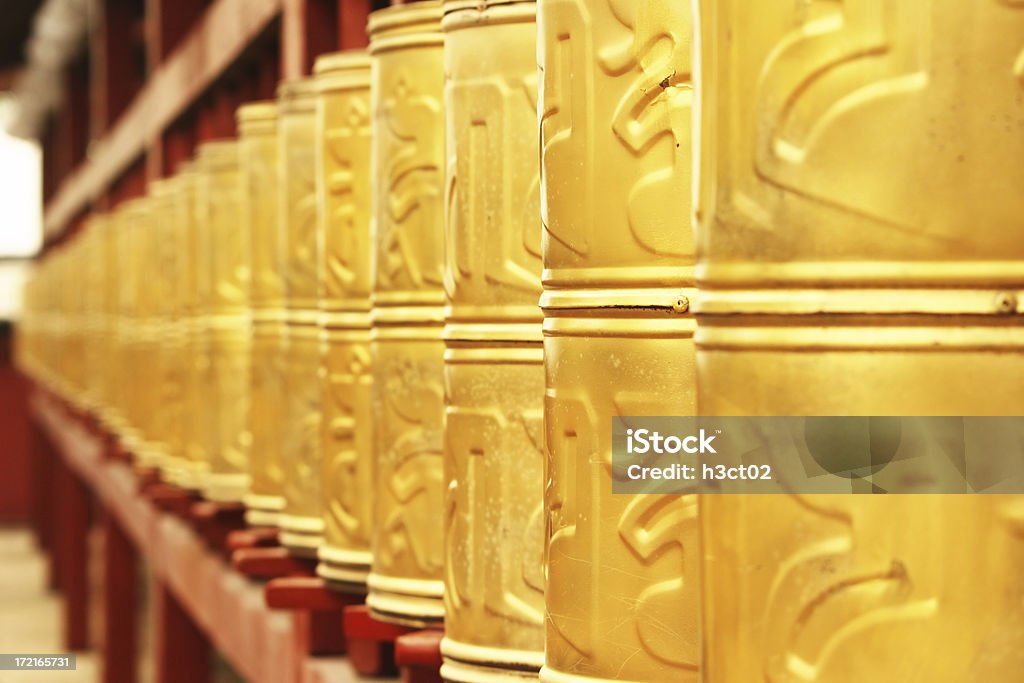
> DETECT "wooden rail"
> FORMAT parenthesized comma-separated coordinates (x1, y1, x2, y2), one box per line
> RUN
(32, 391, 386, 683)
(43, 0, 283, 237)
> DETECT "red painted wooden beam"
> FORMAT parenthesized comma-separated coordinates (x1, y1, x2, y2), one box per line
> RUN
(101, 510, 138, 683)
(155, 583, 211, 683)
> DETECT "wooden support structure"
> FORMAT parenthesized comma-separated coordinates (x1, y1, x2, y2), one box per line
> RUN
(155, 583, 211, 683)
(101, 508, 138, 683)
(55, 450, 90, 650)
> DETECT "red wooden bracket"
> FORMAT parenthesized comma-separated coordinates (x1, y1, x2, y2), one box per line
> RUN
(189, 501, 247, 553)
(226, 527, 279, 553)
(109, 439, 133, 463)
(233, 546, 313, 581)
(292, 611, 347, 657)
(396, 629, 444, 683)
(266, 576, 365, 658)
(146, 483, 197, 518)
(136, 467, 163, 495)
(343, 604, 416, 677)
(265, 576, 361, 611)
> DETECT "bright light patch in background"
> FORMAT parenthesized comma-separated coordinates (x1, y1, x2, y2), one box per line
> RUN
(0, 94, 42, 258)
(0, 94, 42, 320)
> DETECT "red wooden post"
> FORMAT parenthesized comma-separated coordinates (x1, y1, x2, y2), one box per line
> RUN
(92, 0, 144, 136)
(30, 418, 59, 589)
(281, 0, 339, 79)
(338, 0, 371, 49)
(55, 455, 90, 650)
(146, 0, 208, 67)
(102, 509, 138, 683)
(155, 584, 211, 683)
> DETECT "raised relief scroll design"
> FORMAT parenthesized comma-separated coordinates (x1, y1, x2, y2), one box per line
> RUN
(600, 0, 691, 258)
(761, 496, 937, 683)
(379, 356, 444, 574)
(324, 94, 371, 297)
(540, 0, 594, 258)
(540, 0, 690, 266)
(445, 402, 544, 627)
(325, 342, 372, 544)
(378, 74, 444, 292)
(752, 1, 928, 223)
(446, 74, 542, 298)
(545, 388, 598, 658)
(211, 180, 248, 305)
(288, 144, 319, 300)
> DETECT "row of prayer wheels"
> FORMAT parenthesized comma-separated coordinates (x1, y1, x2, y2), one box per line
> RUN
(17, 1, 1024, 681)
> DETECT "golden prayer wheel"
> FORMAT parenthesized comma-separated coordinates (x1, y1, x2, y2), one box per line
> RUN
(196, 141, 251, 503)
(98, 210, 120, 433)
(60, 241, 84, 402)
(366, 0, 447, 627)
(440, 1, 545, 679)
(694, 2, 1024, 680)
(187, 153, 219, 492)
(138, 195, 164, 468)
(169, 164, 211, 491)
(312, 51, 375, 591)
(278, 78, 325, 556)
(114, 199, 146, 459)
(148, 179, 181, 477)
(238, 102, 287, 528)
(154, 173, 190, 485)
(78, 217, 102, 413)
(538, 0, 699, 681)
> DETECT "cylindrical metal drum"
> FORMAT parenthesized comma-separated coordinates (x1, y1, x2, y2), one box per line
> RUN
(78, 217, 102, 413)
(133, 195, 161, 468)
(278, 79, 325, 556)
(694, 2, 1024, 681)
(538, 1, 699, 681)
(173, 164, 211, 491)
(115, 199, 146, 459)
(366, 0, 447, 627)
(97, 210, 120, 434)
(440, 2, 545, 680)
(238, 102, 288, 528)
(197, 141, 251, 503)
(312, 51, 375, 591)
(155, 172, 190, 486)
(148, 179, 182, 479)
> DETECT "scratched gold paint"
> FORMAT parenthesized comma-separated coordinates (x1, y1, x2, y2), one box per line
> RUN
(312, 51, 375, 591)
(278, 79, 325, 556)
(694, 2, 1024, 681)
(441, 1, 546, 680)
(366, 1, 447, 627)
(538, 0, 699, 681)
(238, 102, 287, 528)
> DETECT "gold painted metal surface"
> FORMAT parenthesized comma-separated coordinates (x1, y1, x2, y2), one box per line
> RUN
(149, 178, 183, 482)
(440, 1, 545, 679)
(174, 165, 212, 492)
(312, 51, 375, 591)
(116, 198, 149, 461)
(694, 2, 1024, 681)
(278, 79, 325, 556)
(97, 212, 120, 433)
(366, 0, 447, 627)
(198, 141, 251, 503)
(238, 101, 287, 527)
(538, 0, 699, 681)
